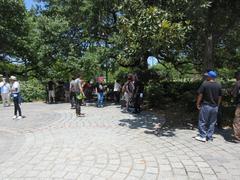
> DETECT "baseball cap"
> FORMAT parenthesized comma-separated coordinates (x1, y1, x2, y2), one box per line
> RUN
(207, 71, 217, 78)
(10, 76, 17, 80)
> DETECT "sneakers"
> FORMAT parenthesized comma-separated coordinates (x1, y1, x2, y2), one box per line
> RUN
(195, 136, 206, 142)
(76, 113, 85, 117)
(17, 116, 23, 120)
(13, 116, 23, 119)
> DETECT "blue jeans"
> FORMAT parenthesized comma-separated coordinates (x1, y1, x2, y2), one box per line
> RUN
(198, 104, 218, 139)
(97, 92, 104, 106)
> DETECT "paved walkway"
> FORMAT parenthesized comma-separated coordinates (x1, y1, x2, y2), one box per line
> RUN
(0, 103, 240, 180)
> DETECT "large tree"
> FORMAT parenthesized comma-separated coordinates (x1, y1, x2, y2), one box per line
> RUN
(113, 0, 191, 71)
(0, 0, 27, 55)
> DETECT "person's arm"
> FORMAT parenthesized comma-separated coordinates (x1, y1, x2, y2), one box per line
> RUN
(78, 82, 83, 94)
(196, 94, 203, 110)
(196, 83, 205, 110)
(80, 86, 85, 95)
(231, 82, 239, 97)
(69, 82, 72, 92)
(218, 96, 222, 107)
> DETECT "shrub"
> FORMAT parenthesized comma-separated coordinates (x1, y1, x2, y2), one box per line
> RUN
(20, 79, 46, 102)
(145, 80, 202, 108)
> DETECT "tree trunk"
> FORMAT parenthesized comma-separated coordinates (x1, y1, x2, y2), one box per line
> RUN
(140, 53, 149, 71)
(203, 33, 214, 71)
(203, 2, 215, 72)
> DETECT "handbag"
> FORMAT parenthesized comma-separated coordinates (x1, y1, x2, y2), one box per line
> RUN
(76, 92, 85, 100)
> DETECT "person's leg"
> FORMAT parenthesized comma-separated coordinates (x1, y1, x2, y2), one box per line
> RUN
(17, 101, 22, 116)
(64, 91, 67, 102)
(15, 95, 22, 116)
(233, 106, 240, 140)
(117, 91, 120, 103)
(114, 91, 117, 103)
(198, 105, 209, 139)
(216, 105, 223, 129)
(52, 91, 55, 103)
(100, 92, 104, 106)
(13, 97, 18, 116)
(7, 93, 11, 106)
(76, 98, 80, 115)
(1, 93, 6, 106)
(79, 99, 82, 113)
(97, 93, 101, 107)
(70, 92, 74, 107)
(134, 95, 140, 113)
(207, 106, 218, 140)
(126, 96, 130, 111)
(48, 91, 51, 103)
(133, 96, 137, 112)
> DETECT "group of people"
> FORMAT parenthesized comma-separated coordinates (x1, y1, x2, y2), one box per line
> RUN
(45, 72, 144, 117)
(56, 74, 108, 116)
(68, 74, 143, 116)
(1, 70, 240, 142)
(195, 70, 240, 142)
(0, 75, 22, 119)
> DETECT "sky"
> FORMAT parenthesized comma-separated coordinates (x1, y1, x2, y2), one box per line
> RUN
(24, 0, 35, 10)
(24, 0, 45, 10)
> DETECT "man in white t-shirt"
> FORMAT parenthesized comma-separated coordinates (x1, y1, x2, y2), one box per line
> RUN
(0, 78, 11, 107)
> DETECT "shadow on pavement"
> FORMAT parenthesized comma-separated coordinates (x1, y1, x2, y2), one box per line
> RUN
(215, 128, 239, 143)
(118, 111, 183, 137)
(118, 111, 238, 142)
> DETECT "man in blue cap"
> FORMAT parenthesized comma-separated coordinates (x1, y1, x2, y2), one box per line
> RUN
(195, 71, 222, 142)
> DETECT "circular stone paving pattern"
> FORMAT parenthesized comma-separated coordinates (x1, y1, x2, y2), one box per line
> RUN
(0, 103, 240, 180)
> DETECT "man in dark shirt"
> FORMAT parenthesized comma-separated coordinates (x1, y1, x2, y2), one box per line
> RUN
(195, 71, 222, 142)
(133, 74, 144, 114)
(232, 71, 240, 141)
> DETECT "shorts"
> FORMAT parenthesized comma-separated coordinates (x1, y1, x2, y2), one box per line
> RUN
(49, 90, 55, 98)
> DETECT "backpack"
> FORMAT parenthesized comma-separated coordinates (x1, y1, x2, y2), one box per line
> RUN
(125, 81, 134, 94)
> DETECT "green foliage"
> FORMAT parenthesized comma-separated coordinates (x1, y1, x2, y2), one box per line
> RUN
(146, 80, 201, 107)
(0, 0, 27, 54)
(21, 79, 46, 102)
(1, 0, 240, 88)
(113, 67, 132, 83)
(113, 0, 191, 68)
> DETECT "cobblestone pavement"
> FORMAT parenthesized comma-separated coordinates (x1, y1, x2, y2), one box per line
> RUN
(0, 102, 240, 180)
